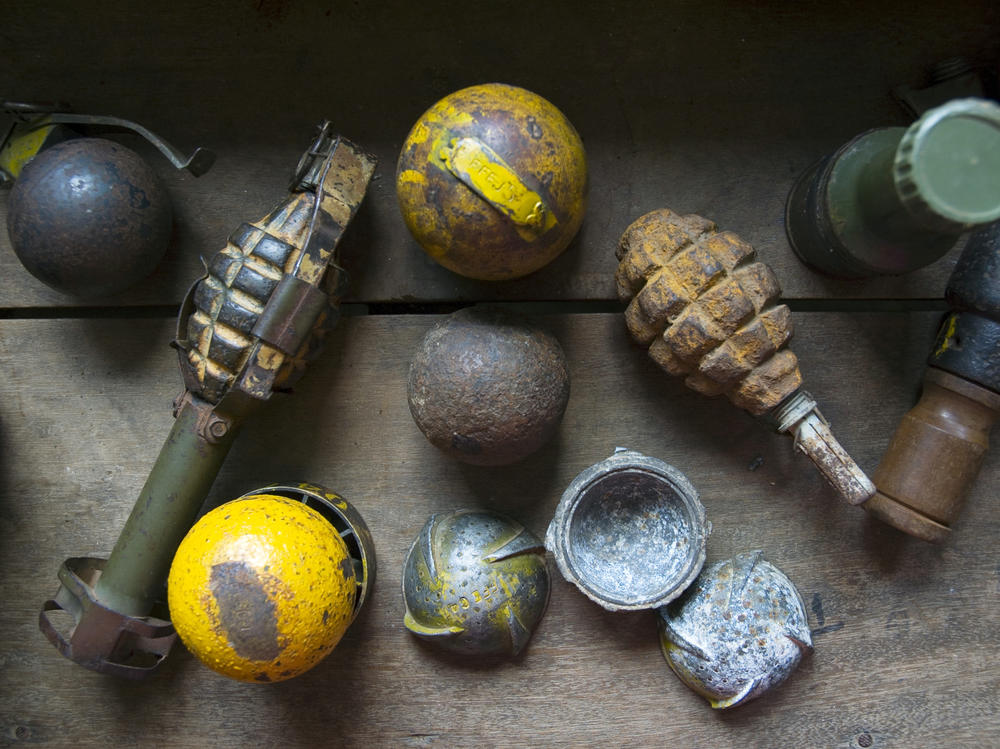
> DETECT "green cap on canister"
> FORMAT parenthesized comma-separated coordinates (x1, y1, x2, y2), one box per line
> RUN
(786, 97, 1000, 278)
(893, 98, 1000, 233)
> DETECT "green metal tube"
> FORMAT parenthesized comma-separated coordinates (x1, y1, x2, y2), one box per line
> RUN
(94, 397, 241, 617)
(854, 137, 913, 242)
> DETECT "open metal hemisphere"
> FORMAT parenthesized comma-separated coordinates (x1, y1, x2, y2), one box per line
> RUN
(546, 448, 709, 611)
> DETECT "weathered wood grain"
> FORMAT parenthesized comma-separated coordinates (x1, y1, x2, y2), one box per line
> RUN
(1, 0, 997, 308)
(0, 311, 996, 747)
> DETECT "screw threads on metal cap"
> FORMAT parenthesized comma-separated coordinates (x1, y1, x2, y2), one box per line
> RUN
(893, 98, 1000, 234)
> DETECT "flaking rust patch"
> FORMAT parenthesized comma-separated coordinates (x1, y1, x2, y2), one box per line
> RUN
(616, 208, 800, 416)
(338, 556, 354, 580)
(210, 561, 281, 661)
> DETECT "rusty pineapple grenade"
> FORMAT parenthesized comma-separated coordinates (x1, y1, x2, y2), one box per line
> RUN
(183, 215, 335, 404)
(615, 208, 875, 505)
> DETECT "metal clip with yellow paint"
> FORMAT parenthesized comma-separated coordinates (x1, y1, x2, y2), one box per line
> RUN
(439, 136, 556, 234)
(38, 122, 376, 678)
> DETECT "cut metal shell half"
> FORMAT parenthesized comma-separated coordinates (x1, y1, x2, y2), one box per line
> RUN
(546, 448, 709, 611)
(657, 550, 813, 709)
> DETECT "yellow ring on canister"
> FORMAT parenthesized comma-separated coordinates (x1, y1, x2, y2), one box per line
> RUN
(167, 494, 356, 683)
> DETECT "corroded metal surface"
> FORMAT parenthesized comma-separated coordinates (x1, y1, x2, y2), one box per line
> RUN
(179, 124, 376, 404)
(38, 557, 175, 680)
(407, 306, 570, 466)
(402, 510, 550, 657)
(547, 449, 709, 611)
(615, 208, 875, 505)
(657, 551, 812, 709)
(771, 391, 876, 505)
(6, 138, 172, 297)
(39, 124, 376, 677)
(615, 207, 799, 416)
(396, 83, 587, 280)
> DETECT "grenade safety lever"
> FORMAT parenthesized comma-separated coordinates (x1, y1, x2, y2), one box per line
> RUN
(38, 123, 376, 678)
(616, 208, 875, 505)
(0, 100, 215, 183)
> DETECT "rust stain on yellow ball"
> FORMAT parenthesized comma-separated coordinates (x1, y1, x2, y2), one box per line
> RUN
(167, 495, 356, 683)
(396, 82, 588, 281)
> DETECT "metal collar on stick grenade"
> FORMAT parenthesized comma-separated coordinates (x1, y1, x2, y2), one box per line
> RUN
(38, 123, 376, 678)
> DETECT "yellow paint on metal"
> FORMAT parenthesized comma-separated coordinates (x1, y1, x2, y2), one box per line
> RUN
(440, 137, 556, 232)
(0, 125, 56, 178)
(396, 82, 587, 281)
(397, 169, 427, 187)
(661, 638, 724, 706)
(296, 481, 349, 510)
(933, 313, 959, 358)
(167, 494, 356, 683)
(405, 539, 540, 638)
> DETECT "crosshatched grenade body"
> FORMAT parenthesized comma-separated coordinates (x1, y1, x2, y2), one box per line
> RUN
(402, 510, 550, 656)
(615, 208, 874, 505)
(396, 83, 587, 280)
(616, 208, 799, 416)
(181, 205, 341, 403)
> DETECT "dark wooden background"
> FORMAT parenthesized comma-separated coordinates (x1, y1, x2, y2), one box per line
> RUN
(1, 2, 998, 747)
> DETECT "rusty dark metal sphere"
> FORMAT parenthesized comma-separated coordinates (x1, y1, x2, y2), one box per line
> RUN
(407, 306, 570, 466)
(6, 138, 172, 297)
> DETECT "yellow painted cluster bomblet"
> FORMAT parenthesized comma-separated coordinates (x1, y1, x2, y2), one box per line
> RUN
(396, 82, 587, 281)
(167, 494, 357, 683)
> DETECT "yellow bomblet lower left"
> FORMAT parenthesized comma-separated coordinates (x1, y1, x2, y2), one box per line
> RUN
(167, 484, 375, 683)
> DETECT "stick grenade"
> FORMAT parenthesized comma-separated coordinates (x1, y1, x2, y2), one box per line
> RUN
(39, 123, 376, 677)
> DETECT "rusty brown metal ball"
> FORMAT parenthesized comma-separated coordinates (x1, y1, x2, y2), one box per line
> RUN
(6, 138, 172, 297)
(407, 306, 570, 466)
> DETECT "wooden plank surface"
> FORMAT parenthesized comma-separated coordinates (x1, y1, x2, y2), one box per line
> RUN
(1, 311, 997, 747)
(2, 0, 998, 308)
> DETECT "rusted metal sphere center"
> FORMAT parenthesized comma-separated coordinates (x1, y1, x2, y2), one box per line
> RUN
(547, 449, 709, 611)
(407, 306, 570, 466)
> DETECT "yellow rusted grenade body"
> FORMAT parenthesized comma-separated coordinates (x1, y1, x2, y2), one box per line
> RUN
(396, 83, 587, 280)
(167, 494, 357, 683)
